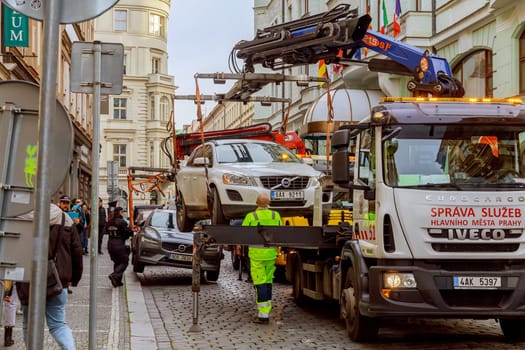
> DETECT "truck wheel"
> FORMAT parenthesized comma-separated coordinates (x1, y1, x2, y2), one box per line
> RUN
(211, 188, 227, 225)
(340, 267, 378, 341)
(176, 195, 195, 232)
(499, 319, 525, 341)
(292, 255, 306, 305)
(205, 269, 220, 282)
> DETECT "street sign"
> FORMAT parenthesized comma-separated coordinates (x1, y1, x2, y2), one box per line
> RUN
(1, 0, 118, 24)
(70, 42, 124, 95)
(0, 80, 73, 281)
(3, 5, 28, 47)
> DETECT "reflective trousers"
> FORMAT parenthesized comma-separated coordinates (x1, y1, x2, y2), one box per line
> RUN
(249, 258, 276, 319)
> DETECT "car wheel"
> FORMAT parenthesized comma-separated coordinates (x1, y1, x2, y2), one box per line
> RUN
(211, 188, 227, 225)
(132, 256, 145, 273)
(205, 269, 220, 282)
(176, 194, 195, 232)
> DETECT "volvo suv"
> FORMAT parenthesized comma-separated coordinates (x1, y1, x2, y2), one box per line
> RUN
(175, 139, 331, 231)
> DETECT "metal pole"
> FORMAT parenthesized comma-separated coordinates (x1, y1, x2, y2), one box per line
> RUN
(27, 0, 61, 348)
(88, 41, 102, 350)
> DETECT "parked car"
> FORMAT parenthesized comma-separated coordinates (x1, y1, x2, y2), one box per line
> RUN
(131, 209, 223, 281)
(175, 139, 332, 231)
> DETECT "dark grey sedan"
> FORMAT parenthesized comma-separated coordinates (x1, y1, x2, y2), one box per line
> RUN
(131, 209, 223, 281)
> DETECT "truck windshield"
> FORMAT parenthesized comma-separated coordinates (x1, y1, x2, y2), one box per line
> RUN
(382, 125, 525, 188)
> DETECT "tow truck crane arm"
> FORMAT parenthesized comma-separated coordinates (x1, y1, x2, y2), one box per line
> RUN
(233, 4, 464, 97)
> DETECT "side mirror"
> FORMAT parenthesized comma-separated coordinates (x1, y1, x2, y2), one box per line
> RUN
(193, 157, 210, 166)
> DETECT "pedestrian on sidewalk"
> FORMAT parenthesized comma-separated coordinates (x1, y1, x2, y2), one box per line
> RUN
(107, 206, 133, 287)
(58, 194, 75, 294)
(242, 192, 282, 324)
(3, 280, 18, 347)
(98, 198, 107, 255)
(17, 203, 83, 350)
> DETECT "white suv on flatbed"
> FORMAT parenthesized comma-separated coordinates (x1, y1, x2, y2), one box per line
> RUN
(175, 138, 331, 231)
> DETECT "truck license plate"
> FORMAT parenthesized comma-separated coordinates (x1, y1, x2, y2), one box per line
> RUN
(453, 276, 501, 289)
(271, 190, 304, 200)
(170, 253, 192, 262)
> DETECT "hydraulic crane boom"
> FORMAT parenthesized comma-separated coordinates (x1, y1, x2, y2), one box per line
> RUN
(233, 4, 464, 97)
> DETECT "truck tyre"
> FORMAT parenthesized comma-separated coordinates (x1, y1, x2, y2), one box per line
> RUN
(340, 267, 378, 341)
(176, 194, 195, 232)
(292, 254, 306, 306)
(205, 269, 220, 282)
(211, 188, 227, 225)
(499, 319, 525, 341)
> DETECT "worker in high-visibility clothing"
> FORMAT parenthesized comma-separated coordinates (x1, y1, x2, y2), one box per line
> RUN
(242, 192, 282, 324)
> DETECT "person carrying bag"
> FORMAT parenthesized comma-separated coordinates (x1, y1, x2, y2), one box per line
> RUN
(17, 203, 83, 350)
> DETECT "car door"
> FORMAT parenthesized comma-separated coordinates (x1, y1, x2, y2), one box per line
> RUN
(178, 144, 212, 208)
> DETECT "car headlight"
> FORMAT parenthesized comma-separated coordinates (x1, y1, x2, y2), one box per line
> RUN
(383, 272, 417, 289)
(141, 228, 160, 245)
(222, 173, 255, 186)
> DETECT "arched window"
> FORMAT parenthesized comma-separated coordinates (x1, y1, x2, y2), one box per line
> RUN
(453, 49, 492, 97)
(159, 96, 170, 121)
(520, 30, 525, 94)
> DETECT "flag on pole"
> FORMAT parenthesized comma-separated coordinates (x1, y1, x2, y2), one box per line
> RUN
(380, 0, 388, 34)
(333, 49, 344, 74)
(318, 59, 327, 86)
(393, 0, 402, 37)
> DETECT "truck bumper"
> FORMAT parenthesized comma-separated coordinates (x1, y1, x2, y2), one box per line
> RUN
(362, 261, 525, 318)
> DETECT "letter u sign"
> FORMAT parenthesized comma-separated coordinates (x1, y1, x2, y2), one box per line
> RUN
(3, 6, 28, 47)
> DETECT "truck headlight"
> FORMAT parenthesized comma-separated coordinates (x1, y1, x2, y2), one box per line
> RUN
(222, 173, 254, 186)
(383, 272, 417, 288)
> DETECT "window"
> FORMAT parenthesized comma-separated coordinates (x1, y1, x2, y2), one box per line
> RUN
(113, 144, 127, 167)
(150, 96, 156, 120)
(100, 95, 109, 114)
(113, 98, 127, 119)
(453, 49, 493, 97)
(114, 10, 127, 31)
(520, 31, 525, 93)
(152, 57, 160, 74)
(159, 96, 169, 121)
(149, 14, 165, 37)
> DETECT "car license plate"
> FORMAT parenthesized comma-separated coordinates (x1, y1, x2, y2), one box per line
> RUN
(271, 190, 304, 200)
(170, 253, 192, 262)
(453, 276, 501, 289)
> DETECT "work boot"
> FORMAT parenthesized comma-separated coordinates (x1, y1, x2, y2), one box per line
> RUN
(4, 326, 14, 347)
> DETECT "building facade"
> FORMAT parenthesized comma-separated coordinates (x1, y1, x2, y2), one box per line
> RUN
(94, 0, 176, 207)
(0, 5, 95, 202)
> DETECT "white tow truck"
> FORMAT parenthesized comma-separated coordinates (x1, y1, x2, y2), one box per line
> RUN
(188, 4, 525, 342)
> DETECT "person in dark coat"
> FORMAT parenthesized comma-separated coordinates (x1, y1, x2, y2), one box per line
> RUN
(107, 207, 133, 287)
(98, 198, 107, 255)
(17, 203, 83, 349)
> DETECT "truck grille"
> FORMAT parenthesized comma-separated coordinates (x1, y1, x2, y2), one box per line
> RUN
(260, 176, 310, 189)
(431, 243, 519, 252)
(440, 290, 512, 308)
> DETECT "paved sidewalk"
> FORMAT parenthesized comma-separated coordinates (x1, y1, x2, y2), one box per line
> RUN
(0, 237, 155, 350)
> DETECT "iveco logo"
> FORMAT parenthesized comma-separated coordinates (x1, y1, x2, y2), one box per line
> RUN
(448, 228, 505, 240)
(177, 245, 187, 252)
(281, 178, 291, 188)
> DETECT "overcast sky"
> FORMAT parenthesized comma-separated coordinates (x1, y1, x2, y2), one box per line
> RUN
(168, 1, 254, 128)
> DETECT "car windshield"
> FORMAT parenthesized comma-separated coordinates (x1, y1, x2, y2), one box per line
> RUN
(382, 124, 525, 189)
(149, 211, 177, 229)
(216, 142, 301, 163)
